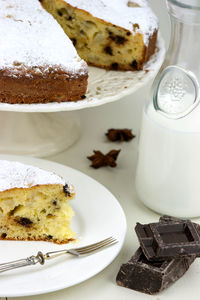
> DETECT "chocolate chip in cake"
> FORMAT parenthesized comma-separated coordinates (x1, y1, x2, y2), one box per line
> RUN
(67, 16, 72, 21)
(72, 39, 77, 46)
(15, 217, 33, 227)
(71, 38, 77, 46)
(80, 29, 86, 35)
(47, 214, 54, 218)
(107, 30, 113, 35)
(8, 204, 23, 216)
(47, 235, 53, 240)
(81, 95, 86, 99)
(57, 8, 68, 17)
(57, 9, 63, 17)
(52, 200, 57, 205)
(111, 63, 119, 70)
(130, 60, 138, 70)
(115, 35, 127, 45)
(1, 233, 7, 238)
(108, 32, 127, 45)
(104, 46, 113, 55)
(63, 184, 71, 197)
(126, 31, 131, 36)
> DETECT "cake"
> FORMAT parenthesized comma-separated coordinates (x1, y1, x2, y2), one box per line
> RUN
(40, 0, 158, 71)
(0, 160, 75, 244)
(0, 0, 88, 104)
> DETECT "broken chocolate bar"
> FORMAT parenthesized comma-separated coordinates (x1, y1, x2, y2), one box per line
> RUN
(135, 220, 200, 260)
(160, 215, 200, 234)
(116, 216, 197, 294)
(116, 247, 195, 295)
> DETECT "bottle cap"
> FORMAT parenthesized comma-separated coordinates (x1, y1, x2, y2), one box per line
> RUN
(153, 65, 200, 119)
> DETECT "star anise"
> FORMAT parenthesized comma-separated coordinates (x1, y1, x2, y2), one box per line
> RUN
(87, 150, 121, 169)
(105, 128, 135, 142)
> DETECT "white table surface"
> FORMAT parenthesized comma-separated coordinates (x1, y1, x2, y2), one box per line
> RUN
(6, 1, 200, 299)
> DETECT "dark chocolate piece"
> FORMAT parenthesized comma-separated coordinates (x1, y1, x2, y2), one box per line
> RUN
(160, 215, 200, 233)
(135, 220, 200, 260)
(160, 215, 200, 245)
(116, 247, 195, 295)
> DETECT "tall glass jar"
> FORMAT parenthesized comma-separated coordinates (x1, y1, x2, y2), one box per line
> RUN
(135, 0, 200, 218)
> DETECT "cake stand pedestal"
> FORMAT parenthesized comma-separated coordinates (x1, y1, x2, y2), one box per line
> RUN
(0, 35, 165, 157)
(0, 111, 80, 157)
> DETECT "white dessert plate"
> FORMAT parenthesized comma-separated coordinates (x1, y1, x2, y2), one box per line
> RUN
(0, 155, 127, 297)
(0, 34, 165, 112)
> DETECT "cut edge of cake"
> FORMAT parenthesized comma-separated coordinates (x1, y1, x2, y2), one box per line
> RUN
(40, 0, 158, 71)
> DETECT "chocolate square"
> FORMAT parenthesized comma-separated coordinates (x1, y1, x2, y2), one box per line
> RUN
(135, 220, 200, 260)
(160, 215, 200, 234)
(116, 247, 195, 295)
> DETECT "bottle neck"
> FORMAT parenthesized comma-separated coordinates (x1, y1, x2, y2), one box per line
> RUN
(149, 0, 200, 119)
(164, 0, 200, 78)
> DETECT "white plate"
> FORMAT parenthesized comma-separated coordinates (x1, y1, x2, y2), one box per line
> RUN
(0, 155, 127, 297)
(0, 34, 165, 112)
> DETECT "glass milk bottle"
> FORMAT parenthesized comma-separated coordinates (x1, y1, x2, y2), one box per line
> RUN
(135, 0, 200, 218)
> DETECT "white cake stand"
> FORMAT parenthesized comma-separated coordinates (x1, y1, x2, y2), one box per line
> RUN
(0, 35, 165, 157)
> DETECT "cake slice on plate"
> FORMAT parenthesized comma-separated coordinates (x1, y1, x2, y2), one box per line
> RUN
(0, 0, 88, 104)
(0, 160, 75, 244)
(41, 0, 158, 71)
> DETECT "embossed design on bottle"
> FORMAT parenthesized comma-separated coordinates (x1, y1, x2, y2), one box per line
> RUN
(154, 66, 199, 118)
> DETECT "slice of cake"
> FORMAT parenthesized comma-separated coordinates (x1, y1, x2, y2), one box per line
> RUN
(40, 0, 158, 71)
(0, 160, 75, 244)
(0, 0, 88, 104)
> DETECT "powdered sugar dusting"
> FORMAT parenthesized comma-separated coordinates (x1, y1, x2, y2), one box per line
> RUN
(64, 0, 158, 46)
(0, 0, 87, 76)
(0, 160, 74, 192)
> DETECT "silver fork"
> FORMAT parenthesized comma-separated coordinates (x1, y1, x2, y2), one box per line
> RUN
(0, 237, 117, 274)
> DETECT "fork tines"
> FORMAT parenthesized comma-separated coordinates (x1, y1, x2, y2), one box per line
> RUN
(72, 237, 117, 255)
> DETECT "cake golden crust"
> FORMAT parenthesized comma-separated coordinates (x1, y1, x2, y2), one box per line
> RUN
(0, 184, 75, 197)
(0, 68, 88, 104)
(41, 0, 158, 71)
(0, 234, 74, 245)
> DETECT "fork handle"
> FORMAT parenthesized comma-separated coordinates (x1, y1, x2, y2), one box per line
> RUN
(0, 252, 45, 274)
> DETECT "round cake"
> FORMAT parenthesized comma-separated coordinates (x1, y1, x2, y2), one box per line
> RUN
(0, 0, 88, 104)
(0, 0, 158, 104)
